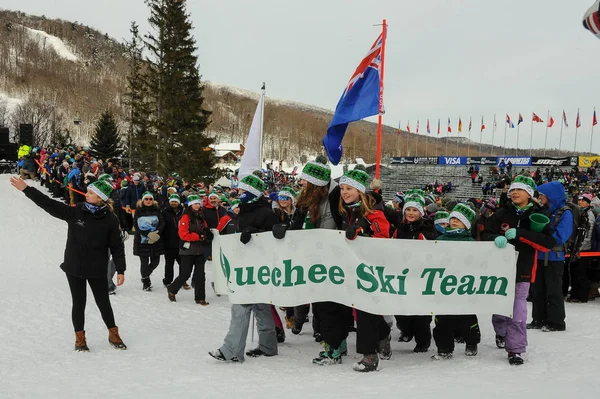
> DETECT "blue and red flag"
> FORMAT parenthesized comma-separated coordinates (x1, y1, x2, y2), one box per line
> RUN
(323, 33, 383, 165)
(427, 119, 431, 134)
(518, 113, 524, 125)
(594, 109, 598, 126)
(576, 110, 582, 128)
(506, 114, 515, 128)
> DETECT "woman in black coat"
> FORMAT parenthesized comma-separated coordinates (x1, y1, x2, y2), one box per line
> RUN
(10, 176, 127, 352)
(133, 191, 165, 291)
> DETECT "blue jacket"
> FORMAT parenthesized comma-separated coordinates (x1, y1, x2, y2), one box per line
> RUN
(125, 183, 146, 210)
(537, 181, 573, 261)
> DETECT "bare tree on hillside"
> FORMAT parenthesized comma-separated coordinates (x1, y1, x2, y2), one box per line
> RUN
(10, 98, 55, 146)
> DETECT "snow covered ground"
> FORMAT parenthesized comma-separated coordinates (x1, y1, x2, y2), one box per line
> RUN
(24, 26, 78, 62)
(1, 174, 600, 398)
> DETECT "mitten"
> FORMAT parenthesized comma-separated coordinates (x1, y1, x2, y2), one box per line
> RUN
(345, 225, 363, 240)
(504, 228, 517, 240)
(240, 230, 252, 244)
(272, 223, 288, 240)
(495, 236, 508, 249)
(147, 231, 160, 244)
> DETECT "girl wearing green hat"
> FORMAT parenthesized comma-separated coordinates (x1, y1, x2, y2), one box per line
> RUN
(337, 166, 391, 372)
(10, 176, 127, 351)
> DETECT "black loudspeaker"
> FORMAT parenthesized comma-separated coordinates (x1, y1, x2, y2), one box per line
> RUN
(0, 127, 8, 145)
(0, 143, 18, 161)
(19, 123, 33, 146)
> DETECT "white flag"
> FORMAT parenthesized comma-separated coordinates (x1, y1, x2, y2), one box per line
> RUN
(238, 92, 264, 180)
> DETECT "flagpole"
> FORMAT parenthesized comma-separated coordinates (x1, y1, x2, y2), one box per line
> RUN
(559, 114, 564, 152)
(590, 108, 595, 153)
(491, 114, 496, 156)
(468, 124, 472, 157)
(374, 19, 387, 179)
(503, 115, 507, 156)
(259, 83, 265, 166)
(574, 108, 579, 152)
(397, 121, 401, 156)
(455, 122, 459, 156)
(516, 123, 521, 157)
(426, 131, 428, 157)
(479, 116, 483, 154)
(445, 124, 448, 155)
(529, 113, 534, 157)
(543, 110, 550, 156)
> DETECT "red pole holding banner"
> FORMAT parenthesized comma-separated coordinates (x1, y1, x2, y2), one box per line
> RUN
(375, 19, 387, 179)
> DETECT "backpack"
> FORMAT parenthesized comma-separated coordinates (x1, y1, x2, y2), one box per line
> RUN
(550, 203, 588, 253)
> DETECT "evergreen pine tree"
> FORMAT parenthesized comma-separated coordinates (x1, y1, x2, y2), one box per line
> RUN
(89, 111, 123, 161)
(144, 0, 216, 181)
(124, 21, 154, 171)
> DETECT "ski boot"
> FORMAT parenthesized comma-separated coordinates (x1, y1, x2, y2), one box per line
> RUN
(352, 354, 380, 372)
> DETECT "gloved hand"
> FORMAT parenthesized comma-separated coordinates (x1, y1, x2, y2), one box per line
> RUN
(346, 225, 363, 240)
(147, 231, 160, 244)
(240, 228, 257, 244)
(272, 223, 288, 240)
(505, 228, 517, 240)
(495, 236, 508, 249)
(125, 205, 131, 214)
(204, 229, 214, 242)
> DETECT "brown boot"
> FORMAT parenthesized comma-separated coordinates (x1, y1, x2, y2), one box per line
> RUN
(108, 326, 127, 350)
(75, 330, 89, 352)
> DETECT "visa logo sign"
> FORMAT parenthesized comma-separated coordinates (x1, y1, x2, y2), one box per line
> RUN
(444, 157, 462, 165)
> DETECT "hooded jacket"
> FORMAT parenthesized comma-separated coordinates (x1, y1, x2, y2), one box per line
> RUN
(536, 181, 573, 262)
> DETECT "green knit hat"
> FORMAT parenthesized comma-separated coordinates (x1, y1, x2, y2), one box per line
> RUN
(142, 191, 154, 201)
(120, 179, 128, 187)
(238, 173, 265, 197)
(339, 165, 369, 193)
(434, 211, 450, 225)
(168, 194, 180, 204)
(508, 175, 536, 198)
(220, 195, 231, 206)
(231, 199, 241, 209)
(187, 194, 201, 206)
(403, 194, 425, 217)
(208, 191, 220, 199)
(98, 173, 113, 182)
(449, 203, 477, 230)
(278, 186, 297, 201)
(300, 155, 331, 187)
(87, 179, 113, 202)
(197, 189, 207, 197)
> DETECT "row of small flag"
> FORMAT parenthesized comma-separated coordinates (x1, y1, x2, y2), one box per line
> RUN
(398, 109, 598, 135)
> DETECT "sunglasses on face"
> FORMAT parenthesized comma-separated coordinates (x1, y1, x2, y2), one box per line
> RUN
(143, 198, 153, 201)
(278, 196, 291, 201)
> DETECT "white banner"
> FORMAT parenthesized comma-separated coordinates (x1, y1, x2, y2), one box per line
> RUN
(212, 230, 517, 317)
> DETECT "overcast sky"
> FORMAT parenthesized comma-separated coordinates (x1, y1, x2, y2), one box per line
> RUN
(2, 0, 599, 152)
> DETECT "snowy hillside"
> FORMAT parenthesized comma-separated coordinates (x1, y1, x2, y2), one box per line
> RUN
(1, 174, 600, 398)
(24, 26, 79, 62)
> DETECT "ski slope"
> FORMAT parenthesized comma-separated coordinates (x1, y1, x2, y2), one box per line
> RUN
(1, 174, 599, 399)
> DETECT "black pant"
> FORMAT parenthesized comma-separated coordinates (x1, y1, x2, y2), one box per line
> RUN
(163, 248, 181, 285)
(570, 256, 591, 302)
(395, 315, 432, 347)
(139, 255, 160, 279)
(66, 274, 116, 332)
(532, 260, 566, 327)
(169, 254, 206, 301)
(312, 302, 352, 350)
(433, 314, 480, 353)
(293, 304, 310, 329)
(356, 310, 390, 355)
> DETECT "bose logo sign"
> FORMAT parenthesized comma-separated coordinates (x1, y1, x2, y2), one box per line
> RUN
(533, 159, 567, 166)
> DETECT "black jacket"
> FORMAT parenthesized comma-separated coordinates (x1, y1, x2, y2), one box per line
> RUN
(23, 186, 126, 278)
(162, 204, 183, 249)
(394, 217, 438, 240)
(203, 203, 227, 229)
(133, 203, 165, 257)
(237, 197, 278, 233)
(481, 202, 556, 282)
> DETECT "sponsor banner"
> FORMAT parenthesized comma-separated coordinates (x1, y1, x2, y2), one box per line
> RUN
(465, 157, 498, 165)
(414, 156, 438, 165)
(438, 156, 467, 166)
(578, 156, 600, 168)
(497, 156, 531, 167)
(532, 157, 578, 167)
(390, 157, 438, 165)
(213, 229, 516, 316)
(390, 157, 415, 165)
